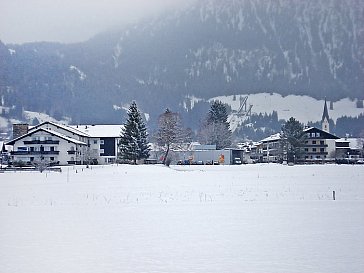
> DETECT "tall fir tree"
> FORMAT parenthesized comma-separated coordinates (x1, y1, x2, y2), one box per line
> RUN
(207, 100, 229, 124)
(199, 100, 232, 149)
(281, 117, 306, 163)
(119, 101, 150, 164)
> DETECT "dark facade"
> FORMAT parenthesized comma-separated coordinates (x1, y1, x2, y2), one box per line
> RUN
(100, 137, 116, 157)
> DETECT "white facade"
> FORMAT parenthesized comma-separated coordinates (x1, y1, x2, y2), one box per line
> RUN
(6, 122, 123, 166)
(9, 128, 86, 165)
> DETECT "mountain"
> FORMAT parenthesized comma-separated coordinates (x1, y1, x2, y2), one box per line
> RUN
(0, 0, 363, 131)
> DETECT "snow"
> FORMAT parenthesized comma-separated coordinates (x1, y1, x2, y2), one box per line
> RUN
(23, 111, 71, 125)
(212, 93, 364, 124)
(1, 164, 363, 273)
(70, 125, 123, 138)
(69, 65, 86, 81)
(8, 48, 16, 55)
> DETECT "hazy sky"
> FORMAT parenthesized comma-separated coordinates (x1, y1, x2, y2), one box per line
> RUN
(0, 0, 192, 44)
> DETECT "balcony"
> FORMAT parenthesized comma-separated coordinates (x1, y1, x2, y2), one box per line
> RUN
(11, 151, 60, 155)
(23, 140, 60, 145)
(305, 152, 328, 156)
(67, 161, 81, 165)
(304, 144, 328, 148)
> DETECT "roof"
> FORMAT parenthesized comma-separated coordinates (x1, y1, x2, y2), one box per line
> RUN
(30, 121, 90, 137)
(5, 128, 87, 145)
(303, 127, 340, 139)
(261, 133, 281, 142)
(70, 125, 123, 138)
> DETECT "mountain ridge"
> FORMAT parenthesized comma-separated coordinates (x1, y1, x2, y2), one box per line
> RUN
(0, 0, 363, 129)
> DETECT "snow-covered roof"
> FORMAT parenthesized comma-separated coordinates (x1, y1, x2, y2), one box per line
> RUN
(30, 121, 90, 137)
(6, 128, 87, 145)
(70, 125, 123, 138)
(261, 133, 281, 142)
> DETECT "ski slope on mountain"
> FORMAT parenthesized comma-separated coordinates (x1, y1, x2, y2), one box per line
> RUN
(211, 93, 364, 123)
(1, 164, 363, 273)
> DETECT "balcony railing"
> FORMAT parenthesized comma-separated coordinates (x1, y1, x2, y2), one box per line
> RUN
(23, 140, 60, 145)
(11, 151, 60, 155)
(304, 144, 328, 148)
(305, 152, 328, 156)
(67, 161, 81, 165)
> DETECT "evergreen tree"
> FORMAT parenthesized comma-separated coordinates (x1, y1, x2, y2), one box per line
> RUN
(207, 100, 229, 124)
(119, 101, 150, 164)
(281, 117, 306, 163)
(200, 100, 232, 149)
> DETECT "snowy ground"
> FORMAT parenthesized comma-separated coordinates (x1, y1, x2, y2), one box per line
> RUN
(1, 164, 363, 273)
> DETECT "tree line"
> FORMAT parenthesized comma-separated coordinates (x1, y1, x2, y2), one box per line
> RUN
(118, 100, 232, 165)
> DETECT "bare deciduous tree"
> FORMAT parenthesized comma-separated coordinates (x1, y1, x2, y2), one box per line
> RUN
(156, 109, 190, 165)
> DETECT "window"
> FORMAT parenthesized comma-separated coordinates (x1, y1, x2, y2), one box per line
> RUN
(100, 140, 104, 145)
(93, 140, 98, 144)
(316, 132, 320, 137)
(50, 147, 55, 151)
(47, 137, 52, 140)
(30, 157, 34, 162)
(320, 148, 325, 152)
(311, 133, 315, 137)
(312, 148, 317, 152)
(312, 140, 316, 144)
(30, 147, 35, 152)
(50, 157, 54, 161)
(17, 146, 27, 151)
(304, 148, 308, 152)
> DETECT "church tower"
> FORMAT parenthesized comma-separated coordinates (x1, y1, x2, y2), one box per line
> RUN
(321, 98, 330, 133)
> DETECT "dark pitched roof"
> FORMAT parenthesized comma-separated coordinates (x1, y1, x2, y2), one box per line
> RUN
(303, 127, 339, 139)
(322, 98, 330, 122)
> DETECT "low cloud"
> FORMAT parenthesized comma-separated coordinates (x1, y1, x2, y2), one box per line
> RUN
(0, 0, 193, 44)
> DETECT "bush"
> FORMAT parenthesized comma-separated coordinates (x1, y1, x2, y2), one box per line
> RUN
(13, 160, 27, 168)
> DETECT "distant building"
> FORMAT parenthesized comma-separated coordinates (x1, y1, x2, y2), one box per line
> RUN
(335, 138, 364, 163)
(260, 133, 282, 163)
(303, 127, 339, 162)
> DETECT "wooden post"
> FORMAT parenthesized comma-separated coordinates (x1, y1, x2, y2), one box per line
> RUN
(333, 191, 336, 201)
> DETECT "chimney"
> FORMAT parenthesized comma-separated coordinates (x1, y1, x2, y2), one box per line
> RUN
(12, 123, 29, 139)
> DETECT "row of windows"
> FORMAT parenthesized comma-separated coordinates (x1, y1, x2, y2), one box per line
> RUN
(305, 140, 325, 145)
(308, 132, 321, 138)
(92, 139, 104, 145)
(32, 136, 53, 141)
(304, 148, 325, 152)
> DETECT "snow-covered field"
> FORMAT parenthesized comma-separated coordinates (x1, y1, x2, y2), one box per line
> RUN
(1, 164, 363, 273)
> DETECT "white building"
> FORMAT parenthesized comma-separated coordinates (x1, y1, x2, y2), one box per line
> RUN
(6, 122, 123, 165)
(70, 125, 122, 164)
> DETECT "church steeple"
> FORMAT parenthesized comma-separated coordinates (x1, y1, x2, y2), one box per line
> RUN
(321, 98, 330, 133)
